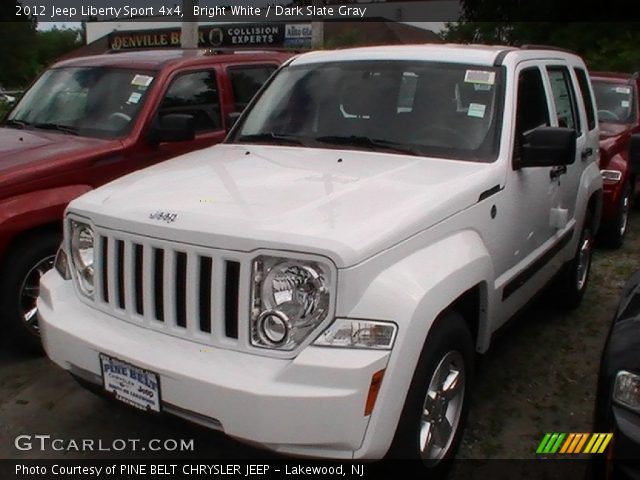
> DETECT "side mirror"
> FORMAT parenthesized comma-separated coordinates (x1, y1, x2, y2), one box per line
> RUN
(518, 127, 576, 168)
(147, 113, 195, 144)
(226, 111, 242, 132)
(629, 134, 640, 175)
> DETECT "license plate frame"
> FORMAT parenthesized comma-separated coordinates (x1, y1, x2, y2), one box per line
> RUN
(99, 353, 161, 413)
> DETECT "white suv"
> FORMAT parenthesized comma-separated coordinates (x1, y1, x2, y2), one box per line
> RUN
(39, 45, 603, 463)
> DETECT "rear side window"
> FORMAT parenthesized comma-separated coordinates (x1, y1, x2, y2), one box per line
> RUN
(229, 66, 276, 112)
(574, 68, 597, 130)
(159, 71, 221, 132)
(547, 66, 580, 133)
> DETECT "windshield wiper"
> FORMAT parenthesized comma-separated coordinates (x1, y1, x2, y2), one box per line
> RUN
(236, 132, 306, 146)
(32, 123, 79, 136)
(315, 135, 419, 156)
(3, 119, 30, 129)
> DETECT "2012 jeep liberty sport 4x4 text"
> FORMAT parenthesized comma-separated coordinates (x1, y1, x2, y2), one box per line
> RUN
(0, 48, 290, 350)
(38, 45, 603, 463)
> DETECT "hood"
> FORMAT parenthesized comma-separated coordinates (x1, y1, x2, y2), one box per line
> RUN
(71, 144, 500, 268)
(0, 127, 120, 189)
(598, 122, 634, 167)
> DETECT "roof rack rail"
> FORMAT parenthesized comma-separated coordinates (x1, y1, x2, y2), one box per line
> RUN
(519, 44, 577, 55)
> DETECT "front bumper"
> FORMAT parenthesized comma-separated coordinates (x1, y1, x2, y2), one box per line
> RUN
(38, 271, 391, 459)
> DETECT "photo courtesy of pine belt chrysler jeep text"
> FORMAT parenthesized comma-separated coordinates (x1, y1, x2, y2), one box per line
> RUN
(38, 45, 603, 464)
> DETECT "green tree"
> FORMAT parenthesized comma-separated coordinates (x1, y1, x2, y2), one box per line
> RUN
(444, 2, 640, 73)
(0, 1, 39, 89)
(36, 27, 83, 68)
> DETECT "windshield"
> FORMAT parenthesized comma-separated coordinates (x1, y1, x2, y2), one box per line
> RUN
(230, 60, 503, 162)
(5, 67, 155, 139)
(592, 80, 636, 124)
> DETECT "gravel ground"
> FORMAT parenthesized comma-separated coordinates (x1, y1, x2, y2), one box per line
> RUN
(459, 210, 640, 460)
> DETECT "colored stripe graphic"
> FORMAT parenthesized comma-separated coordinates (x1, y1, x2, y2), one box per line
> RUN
(537, 433, 612, 454)
(559, 433, 575, 453)
(536, 433, 552, 454)
(573, 433, 589, 454)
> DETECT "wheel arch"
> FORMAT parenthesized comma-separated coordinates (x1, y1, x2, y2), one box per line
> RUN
(350, 229, 493, 458)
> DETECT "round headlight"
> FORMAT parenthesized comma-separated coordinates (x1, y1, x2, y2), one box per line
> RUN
(262, 262, 329, 329)
(251, 257, 332, 351)
(70, 221, 95, 296)
(258, 311, 290, 345)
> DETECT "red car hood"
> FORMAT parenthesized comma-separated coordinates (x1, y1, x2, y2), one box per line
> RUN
(0, 127, 121, 189)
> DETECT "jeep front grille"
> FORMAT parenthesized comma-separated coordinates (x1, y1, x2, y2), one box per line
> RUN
(94, 232, 241, 345)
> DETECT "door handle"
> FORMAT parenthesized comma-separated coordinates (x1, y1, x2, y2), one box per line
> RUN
(550, 166, 567, 180)
(581, 147, 593, 160)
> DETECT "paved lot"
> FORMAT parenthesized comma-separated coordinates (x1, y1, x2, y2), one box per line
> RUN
(1, 212, 639, 461)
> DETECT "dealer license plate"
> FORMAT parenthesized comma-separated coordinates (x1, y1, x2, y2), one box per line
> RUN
(100, 354, 161, 412)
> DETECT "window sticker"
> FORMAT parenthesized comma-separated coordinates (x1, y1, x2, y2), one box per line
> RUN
(468, 103, 486, 118)
(131, 74, 153, 87)
(464, 70, 496, 85)
(622, 100, 630, 108)
(474, 83, 492, 91)
(127, 92, 142, 104)
(616, 86, 631, 95)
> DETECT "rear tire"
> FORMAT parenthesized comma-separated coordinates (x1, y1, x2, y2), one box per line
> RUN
(555, 213, 593, 310)
(0, 231, 61, 354)
(387, 311, 474, 475)
(598, 181, 631, 249)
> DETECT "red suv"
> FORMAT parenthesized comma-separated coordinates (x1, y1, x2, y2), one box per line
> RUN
(0, 48, 292, 350)
(590, 72, 640, 247)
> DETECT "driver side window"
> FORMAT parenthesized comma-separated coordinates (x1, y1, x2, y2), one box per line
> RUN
(159, 71, 221, 132)
(514, 67, 550, 160)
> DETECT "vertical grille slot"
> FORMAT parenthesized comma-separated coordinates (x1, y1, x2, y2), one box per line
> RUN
(133, 244, 144, 316)
(94, 230, 243, 348)
(175, 251, 188, 328)
(198, 256, 213, 333)
(116, 240, 125, 310)
(153, 248, 165, 322)
(100, 236, 109, 303)
(224, 261, 240, 339)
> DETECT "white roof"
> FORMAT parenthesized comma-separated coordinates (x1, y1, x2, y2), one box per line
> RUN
(290, 44, 579, 67)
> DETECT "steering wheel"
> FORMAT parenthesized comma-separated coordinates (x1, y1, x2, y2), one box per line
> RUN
(598, 109, 620, 122)
(419, 124, 474, 149)
(107, 112, 132, 123)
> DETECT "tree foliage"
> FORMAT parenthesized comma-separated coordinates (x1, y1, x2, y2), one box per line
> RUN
(444, 19, 640, 73)
(0, 1, 82, 89)
(0, 2, 38, 89)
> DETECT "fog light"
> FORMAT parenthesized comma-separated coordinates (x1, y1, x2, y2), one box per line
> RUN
(313, 319, 397, 350)
(613, 370, 640, 413)
(258, 311, 289, 345)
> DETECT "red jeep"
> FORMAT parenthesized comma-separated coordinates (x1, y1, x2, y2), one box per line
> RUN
(590, 71, 640, 247)
(0, 48, 291, 350)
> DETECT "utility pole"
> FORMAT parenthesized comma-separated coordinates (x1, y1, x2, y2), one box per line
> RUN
(181, 0, 199, 49)
(311, 0, 324, 48)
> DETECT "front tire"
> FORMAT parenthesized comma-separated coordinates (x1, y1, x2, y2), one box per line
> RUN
(555, 213, 593, 310)
(598, 181, 631, 249)
(0, 231, 61, 353)
(388, 311, 474, 472)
